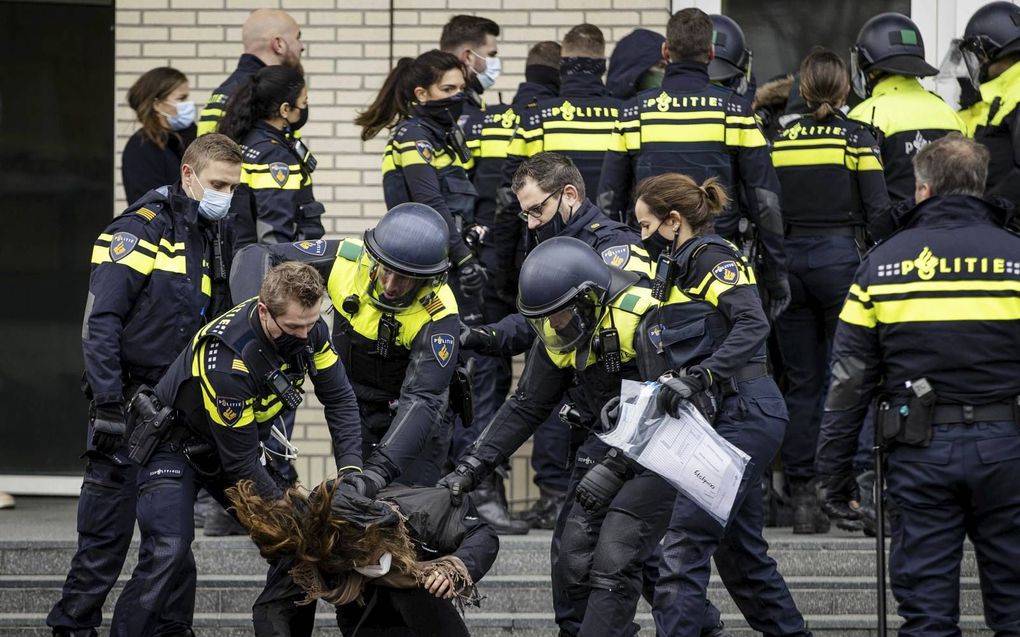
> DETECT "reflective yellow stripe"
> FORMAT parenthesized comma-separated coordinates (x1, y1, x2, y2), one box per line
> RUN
(839, 298, 877, 328)
(91, 244, 155, 276)
(873, 297, 1020, 323)
(242, 162, 304, 190)
(772, 147, 847, 168)
(725, 124, 767, 148)
(848, 283, 870, 302)
(544, 121, 617, 130)
(867, 279, 1020, 295)
(201, 273, 211, 297)
(643, 123, 724, 143)
(640, 111, 724, 122)
(774, 137, 847, 148)
(543, 132, 612, 152)
(313, 341, 339, 370)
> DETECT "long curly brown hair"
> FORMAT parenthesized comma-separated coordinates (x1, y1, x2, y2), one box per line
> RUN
(226, 479, 420, 589)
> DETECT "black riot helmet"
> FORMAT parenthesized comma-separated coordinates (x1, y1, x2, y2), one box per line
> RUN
(961, 2, 1020, 85)
(517, 237, 614, 354)
(361, 202, 450, 311)
(850, 13, 937, 98)
(709, 15, 752, 86)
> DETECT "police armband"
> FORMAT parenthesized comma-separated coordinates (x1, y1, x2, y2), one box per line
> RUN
(126, 387, 175, 466)
(651, 251, 677, 301)
(377, 314, 399, 357)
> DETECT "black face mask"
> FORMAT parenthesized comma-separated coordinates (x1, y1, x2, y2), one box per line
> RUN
(287, 104, 309, 132)
(418, 93, 466, 129)
(271, 314, 309, 358)
(642, 231, 672, 257)
(533, 191, 568, 245)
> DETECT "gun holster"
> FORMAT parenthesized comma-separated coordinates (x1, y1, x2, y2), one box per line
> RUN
(450, 358, 476, 428)
(126, 386, 175, 466)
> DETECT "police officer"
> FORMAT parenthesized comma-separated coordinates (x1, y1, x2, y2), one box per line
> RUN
(219, 65, 322, 248)
(109, 262, 362, 637)
(231, 203, 462, 493)
(848, 12, 966, 234)
(356, 50, 486, 318)
(500, 24, 621, 219)
(196, 8, 304, 136)
(955, 1, 1020, 207)
(598, 8, 790, 321)
(771, 49, 891, 534)
(438, 14, 502, 125)
(631, 173, 810, 637)
(607, 29, 667, 101)
(817, 134, 1020, 636)
(46, 134, 241, 637)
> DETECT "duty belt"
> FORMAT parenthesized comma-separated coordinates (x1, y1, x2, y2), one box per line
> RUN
(731, 362, 770, 383)
(931, 400, 1017, 424)
(785, 225, 858, 238)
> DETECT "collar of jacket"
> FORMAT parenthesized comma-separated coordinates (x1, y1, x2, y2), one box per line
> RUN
(871, 74, 924, 98)
(979, 59, 1020, 125)
(512, 80, 559, 108)
(560, 67, 609, 98)
(662, 61, 711, 92)
(899, 193, 1013, 229)
(167, 181, 201, 226)
(237, 53, 267, 75)
(253, 119, 292, 144)
(405, 109, 449, 140)
(560, 199, 603, 237)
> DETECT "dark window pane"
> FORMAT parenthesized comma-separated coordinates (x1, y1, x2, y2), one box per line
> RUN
(0, 1, 114, 475)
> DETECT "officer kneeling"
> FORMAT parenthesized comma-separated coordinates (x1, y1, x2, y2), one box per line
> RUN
(817, 134, 1020, 636)
(110, 262, 362, 637)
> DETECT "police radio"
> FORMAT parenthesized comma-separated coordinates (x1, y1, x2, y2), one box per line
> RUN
(265, 367, 304, 410)
(446, 125, 471, 164)
(376, 314, 399, 357)
(594, 327, 622, 374)
(292, 138, 317, 173)
(652, 251, 677, 301)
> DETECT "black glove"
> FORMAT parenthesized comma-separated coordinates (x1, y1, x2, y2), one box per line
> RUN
(599, 396, 621, 432)
(339, 469, 387, 500)
(437, 456, 485, 505)
(459, 322, 499, 355)
(657, 367, 711, 417)
(820, 473, 861, 523)
(463, 224, 489, 251)
(91, 403, 127, 455)
(766, 277, 791, 321)
(575, 449, 631, 513)
(458, 260, 488, 298)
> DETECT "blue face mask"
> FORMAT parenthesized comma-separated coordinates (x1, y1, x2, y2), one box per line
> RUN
(163, 100, 196, 131)
(187, 175, 232, 221)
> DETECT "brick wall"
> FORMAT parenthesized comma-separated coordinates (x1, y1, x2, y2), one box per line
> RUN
(114, 0, 671, 496)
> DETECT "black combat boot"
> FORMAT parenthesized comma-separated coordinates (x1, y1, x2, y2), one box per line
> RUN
(516, 486, 565, 530)
(203, 502, 246, 536)
(791, 479, 830, 534)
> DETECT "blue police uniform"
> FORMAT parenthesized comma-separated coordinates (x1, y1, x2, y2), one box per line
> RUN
(770, 114, 890, 491)
(197, 53, 265, 136)
(648, 235, 810, 637)
(232, 121, 323, 248)
(816, 194, 1020, 636)
(598, 62, 788, 300)
(110, 298, 362, 637)
(47, 184, 233, 637)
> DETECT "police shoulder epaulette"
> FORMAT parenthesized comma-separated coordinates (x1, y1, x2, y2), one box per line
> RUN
(420, 291, 446, 316)
(337, 240, 362, 262)
(133, 204, 162, 223)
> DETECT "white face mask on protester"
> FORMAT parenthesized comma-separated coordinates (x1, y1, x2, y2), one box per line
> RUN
(354, 551, 393, 578)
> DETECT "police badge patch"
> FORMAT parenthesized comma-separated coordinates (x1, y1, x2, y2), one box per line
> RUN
(293, 239, 327, 256)
(269, 162, 290, 187)
(215, 396, 245, 427)
(711, 261, 740, 284)
(416, 141, 435, 164)
(648, 324, 664, 351)
(601, 245, 630, 268)
(109, 232, 139, 262)
(431, 333, 455, 367)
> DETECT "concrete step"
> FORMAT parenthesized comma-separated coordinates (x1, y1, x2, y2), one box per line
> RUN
(0, 532, 979, 578)
(0, 611, 994, 636)
(0, 573, 988, 617)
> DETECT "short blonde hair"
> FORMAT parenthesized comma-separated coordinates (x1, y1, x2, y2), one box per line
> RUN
(259, 262, 324, 317)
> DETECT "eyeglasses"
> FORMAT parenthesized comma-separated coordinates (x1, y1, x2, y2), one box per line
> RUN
(519, 188, 564, 221)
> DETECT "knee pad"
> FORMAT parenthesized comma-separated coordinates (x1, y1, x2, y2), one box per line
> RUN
(557, 515, 595, 594)
(590, 510, 647, 594)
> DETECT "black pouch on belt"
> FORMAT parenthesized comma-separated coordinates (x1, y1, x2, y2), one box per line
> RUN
(896, 378, 936, 447)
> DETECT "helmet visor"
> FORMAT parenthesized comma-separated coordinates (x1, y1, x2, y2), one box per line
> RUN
(849, 46, 870, 99)
(359, 251, 445, 311)
(526, 294, 598, 354)
(959, 36, 991, 88)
